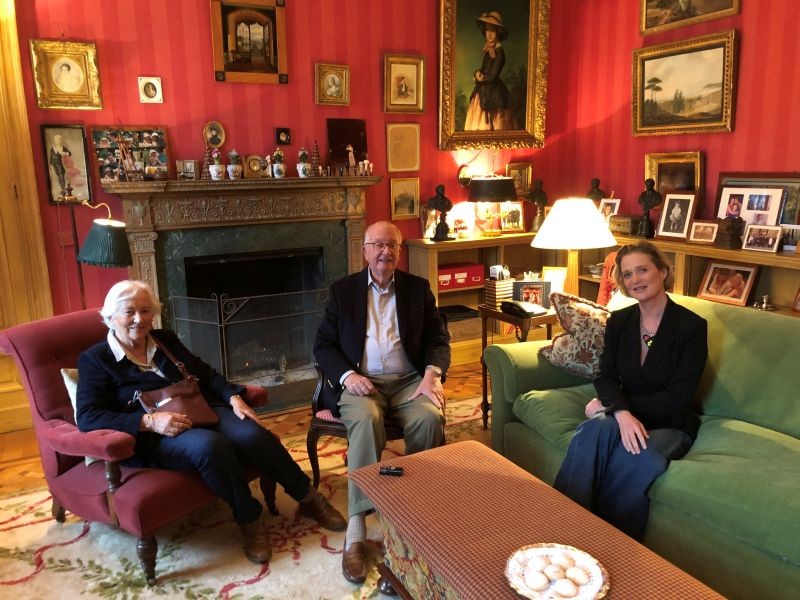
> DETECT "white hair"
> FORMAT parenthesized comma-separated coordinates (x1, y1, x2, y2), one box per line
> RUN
(100, 280, 161, 327)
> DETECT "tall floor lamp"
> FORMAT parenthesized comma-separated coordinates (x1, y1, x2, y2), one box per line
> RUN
(530, 197, 617, 296)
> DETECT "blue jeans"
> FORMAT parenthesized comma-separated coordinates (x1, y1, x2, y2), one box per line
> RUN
(136, 406, 310, 524)
(553, 416, 692, 540)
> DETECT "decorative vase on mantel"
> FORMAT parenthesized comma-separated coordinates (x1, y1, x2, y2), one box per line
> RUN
(209, 163, 225, 181)
(296, 147, 311, 178)
(226, 150, 243, 179)
(272, 148, 286, 178)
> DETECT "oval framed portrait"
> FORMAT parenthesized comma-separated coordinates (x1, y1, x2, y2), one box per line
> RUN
(203, 120, 226, 149)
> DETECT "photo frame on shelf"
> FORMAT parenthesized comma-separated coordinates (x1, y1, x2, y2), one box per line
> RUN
(716, 172, 800, 225)
(513, 280, 551, 308)
(633, 30, 737, 136)
(90, 125, 170, 182)
(688, 220, 718, 245)
(645, 151, 704, 207)
(656, 193, 695, 240)
(698, 262, 758, 307)
(438, 0, 549, 150)
(203, 120, 225, 149)
(210, 0, 287, 84)
(40, 124, 93, 204)
(781, 225, 800, 251)
(175, 159, 198, 180)
(384, 54, 424, 113)
(138, 76, 162, 103)
(641, 0, 739, 36)
(29, 39, 102, 110)
(716, 187, 785, 226)
(474, 201, 524, 234)
(390, 177, 420, 220)
(386, 123, 420, 172)
(542, 266, 568, 295)
(315, 63, 350, 106)
(742, 225, 782, 254)
(599, 198, 621, 221)
(506, 162, 532, 198)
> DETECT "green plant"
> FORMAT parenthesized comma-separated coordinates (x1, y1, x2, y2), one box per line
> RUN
(272, 148, 284, 164)
(227, 149, 241, 164)
(210, 148, 222, 165)
(298, 148, 309, 163)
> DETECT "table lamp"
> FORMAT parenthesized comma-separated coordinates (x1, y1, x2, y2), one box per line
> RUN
(530, 197, 617, 296)
(468, 175, 517, 236)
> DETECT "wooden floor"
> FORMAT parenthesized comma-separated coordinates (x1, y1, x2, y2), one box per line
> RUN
(0, 362, 484, 497)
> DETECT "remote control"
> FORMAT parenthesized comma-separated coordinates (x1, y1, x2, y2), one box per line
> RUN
(378, 465, 404, 476)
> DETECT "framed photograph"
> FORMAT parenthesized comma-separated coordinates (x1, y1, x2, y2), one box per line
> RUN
(29, 39, 102, 110)
(645, 151, 704, 206)
(599, 198, 621, 221)
(384, 54, 424, 113)
(742, 225, 782, 254)
(698, 262, 758, 307)
(474, 201, 524, 234)
(633, 30, 737, 136)
(203, 120, 225, 149)
(244, 154, 262, 179)
(210, 0, 287, 84)
(716, 187, 785, 226)
(716, 172, 800, 225)
(175, 159, 198, 180)
(40, 124, 93, 204)
(90, 125, 170, 182)
(390, 177, 420, 220)
(513, 280, 551, 308)
(138, 76, 162, 103)
(792, 286, 800, 314)
(542, 266, 568, 295)
(781, 225, 800, 251)
(315, 63, 350, 106)
(506, 162, 532, 198)
(641, 1, 740, 36)
(688, 220, 718, 245)
(438, 0, 549, 150)
(421, 206, 438, 239)
(656, 193, 695, 240)
(386, 123, 420, 172)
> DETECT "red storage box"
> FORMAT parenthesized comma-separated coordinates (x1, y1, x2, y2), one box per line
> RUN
(437, 262, 484, 291)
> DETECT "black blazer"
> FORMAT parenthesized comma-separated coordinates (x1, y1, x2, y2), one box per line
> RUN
(76, 329, 244, 438)
(313, 268, 451, 416)
(594, 298, 707, 439)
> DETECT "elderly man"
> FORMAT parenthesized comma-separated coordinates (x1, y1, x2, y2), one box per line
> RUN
(314, 221, 450, 583)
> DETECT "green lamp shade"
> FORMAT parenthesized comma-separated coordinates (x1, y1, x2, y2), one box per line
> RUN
(468, 176, 517, 202)
(77, 219, 133, 267)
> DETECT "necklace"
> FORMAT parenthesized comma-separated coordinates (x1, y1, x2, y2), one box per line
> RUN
(641, 324, 656, 348)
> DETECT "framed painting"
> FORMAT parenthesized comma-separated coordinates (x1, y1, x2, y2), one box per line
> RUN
(90, 125, 170, 182)
(633, 30, 737, 136)
(645, 151, 704, 207)
(688, 220, 718, 245)
(315, 63, 350, 106)
(384, 54, 424, 113)
(138, 76, 163, 103)
(390, 177, 420, 220)
(742, 225, 782, 254)
(40, 124, 93, 204)
(506, 162, 532, 198)
(210, 0, 288, 84)
(716, 187, 785, 226)
(175, 159, 199, 180)
(386, 123, 420, 172)
(203, 120, 226, 149)
(599, 198, 621, 221)
(656, 193, 695, 240)
(716, 172, 800, 225)
(438, 0, 550, 150)
(29, 39, 102, 110)
(513, 280, 551, 308)
(641, 1, 740, 36)
(698, 262, 757, 307)
(781, 225, 800, 251)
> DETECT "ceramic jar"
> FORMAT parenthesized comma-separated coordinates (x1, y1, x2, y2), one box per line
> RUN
(296, 162, 312, 178)
(209, 164, 226, 180)
(227, 164, 243, 179)
(272, 163, 286, 178)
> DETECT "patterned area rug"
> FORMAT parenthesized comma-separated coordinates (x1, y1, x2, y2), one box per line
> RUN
(0, 397, 486, 599)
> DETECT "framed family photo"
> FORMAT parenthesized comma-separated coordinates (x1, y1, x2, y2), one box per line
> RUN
(645, 151, 704, 207)
(506, 162, 532, 198)
(641, 1, 740, 36)
(716, 187, 785, 226)
(716, 172, 800, 225)
(390, 178, 420, 220)
(315, 63, 350, 106)
(40, 124, 93, 204)
(698, 262, 758, 307)
(656, 193, 695, 240)
(688, 220, 718, 245)
(513, 280, 551, 308)
(633, 30, 737, 136)
(438, 0, 550, 150)
(29, 39, 102, 110)
(599, 198, 621, 221)
(90, 125, 170, 182)
(742, 225, 782, 254)
(384, 54, 424, 113)
(386, 123, 420, 172)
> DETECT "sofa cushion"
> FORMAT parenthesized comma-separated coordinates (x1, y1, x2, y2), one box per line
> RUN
(538, 293, 610, 379)
(513, 383, 595, 450)
(650, 416, 800, 566)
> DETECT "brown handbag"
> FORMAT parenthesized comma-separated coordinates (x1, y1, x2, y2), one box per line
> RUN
(135, 338, 220, 427)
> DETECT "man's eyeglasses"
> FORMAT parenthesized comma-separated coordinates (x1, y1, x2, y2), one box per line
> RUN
(364, 242, 401, 252)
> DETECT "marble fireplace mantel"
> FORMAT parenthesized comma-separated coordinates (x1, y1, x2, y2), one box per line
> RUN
(102, 176, 382, 306)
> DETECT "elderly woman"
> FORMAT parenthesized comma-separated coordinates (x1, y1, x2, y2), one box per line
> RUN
(76, 280, 345, 564)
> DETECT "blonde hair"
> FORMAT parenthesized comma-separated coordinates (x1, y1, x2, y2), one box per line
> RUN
(100, 280, 161, 327)
(613, 241, 674, 295)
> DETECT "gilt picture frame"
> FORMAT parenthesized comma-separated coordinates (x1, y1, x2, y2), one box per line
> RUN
(633, 30, 737, 136)
(29, 39, 102, 110)
(645, 151, 704, 208)
(40, 124, 93, 204)
(438, 0, 550, 150)
(315, 63, 350, 106)
(641, 1, 740, 37)
(506, 162, 533, 198)
(384, 54, 424, 113)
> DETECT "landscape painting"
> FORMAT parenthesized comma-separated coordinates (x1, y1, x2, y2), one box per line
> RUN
(641, 1, 740, 36)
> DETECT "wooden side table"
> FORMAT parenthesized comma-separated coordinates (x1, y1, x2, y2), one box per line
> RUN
(478, 304, 558, 429)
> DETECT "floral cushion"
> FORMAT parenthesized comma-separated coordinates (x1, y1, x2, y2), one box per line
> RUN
(538, 292, 610, 379)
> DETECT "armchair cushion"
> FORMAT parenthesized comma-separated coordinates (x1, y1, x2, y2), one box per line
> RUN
(61, 368, 101, 465)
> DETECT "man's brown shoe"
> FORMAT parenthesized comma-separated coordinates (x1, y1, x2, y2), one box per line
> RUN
(299, 493, 347, 531)
(240, 516, 272, 563)
(342, 542, 367, 583)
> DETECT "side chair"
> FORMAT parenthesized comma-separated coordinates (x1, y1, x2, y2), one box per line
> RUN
(0, 309, 275, 586)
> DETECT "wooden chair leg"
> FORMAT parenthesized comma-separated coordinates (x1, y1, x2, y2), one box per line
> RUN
(137, 536, 158, 586)
(306, 428, 322, 488)
(259, 477, 278, 515)
(51, 497, 66, 522)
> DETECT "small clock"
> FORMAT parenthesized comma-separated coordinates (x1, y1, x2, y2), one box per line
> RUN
(276, 128, 291, 145)
(244, 155, 262, 179)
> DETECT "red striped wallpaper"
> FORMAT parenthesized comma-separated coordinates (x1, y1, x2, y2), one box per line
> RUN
(14, 0, 800, 313)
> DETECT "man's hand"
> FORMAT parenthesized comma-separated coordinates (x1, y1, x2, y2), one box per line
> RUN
(230, 395, 264, 426)
(410, 370, 445, 411)
(614, 409, 649, 454)
(343, 373, 377, 396)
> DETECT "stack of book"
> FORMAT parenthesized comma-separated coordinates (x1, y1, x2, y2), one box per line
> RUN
(484, 279, 514, 309)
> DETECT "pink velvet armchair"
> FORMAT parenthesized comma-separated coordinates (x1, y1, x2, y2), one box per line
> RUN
(0, 308, 274, 585)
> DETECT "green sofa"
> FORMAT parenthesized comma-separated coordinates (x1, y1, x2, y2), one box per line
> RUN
(484, 294, 800, 600)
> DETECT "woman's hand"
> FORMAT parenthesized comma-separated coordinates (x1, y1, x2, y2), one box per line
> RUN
(230, 395, 263, 425)
(614, 410, 649, 454)
(147, 412, 192, 437)
(584, 397, 605, 419)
